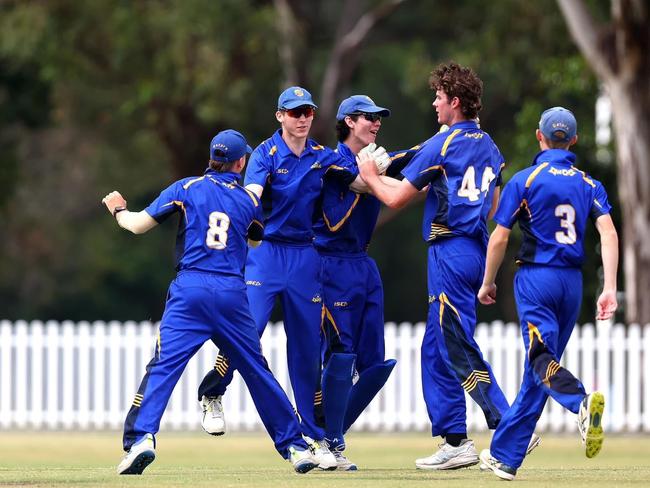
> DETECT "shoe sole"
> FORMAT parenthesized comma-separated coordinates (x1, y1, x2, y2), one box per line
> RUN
(317, 464, 338, 471)
(415, 457, 479, 470)
(479, 450, 515, 481)
(294, 460, 318, 474)
(585, 392, 605, 459)
(118, 451, 155, 475)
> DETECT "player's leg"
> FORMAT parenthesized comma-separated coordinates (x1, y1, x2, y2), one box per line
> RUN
(119, 276, 212, 474)
(434, 238, 509, 428)
(196, 242, 280, 434)
(281, 245, 336, 469)
(416, 243, 479, 470)
(208, 282, 318, 473)
(343, 257, 395, 434)
(320, 255, 362, 452)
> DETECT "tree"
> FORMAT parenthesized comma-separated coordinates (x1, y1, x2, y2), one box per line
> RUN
(558, 0, 650, 324)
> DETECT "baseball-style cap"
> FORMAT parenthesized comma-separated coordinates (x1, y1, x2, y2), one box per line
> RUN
(277, 86, 318, 110)
(209, 129, 252, 162)
(539, 107, 577, 142)
(336, 95, 391, 121)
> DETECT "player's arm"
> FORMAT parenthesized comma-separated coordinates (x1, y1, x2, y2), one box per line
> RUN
(487, 186, 501, 221)
(477, 224, 511, 305)
(102, 191, 158, 235)
(594, 214, 619, 320)
(356, 151, 419, 208)
(245, 184, 264, 198)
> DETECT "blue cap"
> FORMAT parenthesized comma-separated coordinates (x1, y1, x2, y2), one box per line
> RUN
(278, 86, 318, 110)
(209, 129, 252, 163)
(539, 107, 577, 142)
(336, 95, 391, 121)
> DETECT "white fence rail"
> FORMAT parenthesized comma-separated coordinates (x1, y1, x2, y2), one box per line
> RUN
(1, 320, 649, 432)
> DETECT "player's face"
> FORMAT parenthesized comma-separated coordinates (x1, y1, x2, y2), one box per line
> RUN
(433, 89, 453, 126)
(348, 113, 382, 147)
(277, 105, 314, 139)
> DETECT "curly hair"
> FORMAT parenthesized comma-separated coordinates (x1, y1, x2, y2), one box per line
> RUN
(429, 62, 483, 119)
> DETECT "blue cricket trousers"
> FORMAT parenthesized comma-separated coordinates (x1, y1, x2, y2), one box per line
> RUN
(491, 265, 586, 468)
(320, 253, 385, 370)
(123, 270, 307, 458)
(422, 237, 509, 436)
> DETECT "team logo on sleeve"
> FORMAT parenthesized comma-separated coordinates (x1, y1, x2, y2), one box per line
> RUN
(311, 293, 322, 303)
(310, 161, 322, 169)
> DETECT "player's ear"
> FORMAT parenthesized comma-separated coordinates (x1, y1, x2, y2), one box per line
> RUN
(569, 134, 578, 147)
(275, 110, 284, 123)
(535, 129, 543, 142)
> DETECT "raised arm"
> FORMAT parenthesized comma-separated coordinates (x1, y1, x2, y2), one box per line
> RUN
(594, 213, 619, 320)
(356, 151, 419, 208)
(102, 191, 158, 235)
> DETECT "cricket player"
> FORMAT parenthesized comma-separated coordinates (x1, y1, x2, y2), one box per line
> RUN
(478, 107, 618, 481)
(102, 129, 320, 475)
(313, 95, 422, 470)
(358, 62, 515, 470)
(196, 87, 384, 468)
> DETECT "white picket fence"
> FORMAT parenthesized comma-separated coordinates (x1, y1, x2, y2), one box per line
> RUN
(1, 320, 649, 432)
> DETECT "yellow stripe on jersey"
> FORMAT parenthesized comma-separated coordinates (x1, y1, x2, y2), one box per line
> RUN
(323, 194, 361, 232)
(440, 129, 462, 156)
(571, 166, 596, 188)
(183, 176, 205, 190)
(525, 162, 549, 188)
(161, 200, 188, 223)
(242, 186, 260, 207)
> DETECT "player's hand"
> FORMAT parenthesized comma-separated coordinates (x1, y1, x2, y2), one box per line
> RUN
(356, 150, 379, 180)
(102, 191, 127, 216)
(478, 283, 497, 305)
(370, 145, 391, 174)
(596, 290, 617, 320)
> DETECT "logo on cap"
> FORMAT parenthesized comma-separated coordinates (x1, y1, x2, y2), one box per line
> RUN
(294, 88, 304, 97)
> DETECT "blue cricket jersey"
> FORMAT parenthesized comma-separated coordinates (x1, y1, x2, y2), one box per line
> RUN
(244, 130, 355, 244)
(494, 149, 611, 267)
(401, 120, 505, 245)
(313, 142, 419, 255)
(145, 169, 263, 276)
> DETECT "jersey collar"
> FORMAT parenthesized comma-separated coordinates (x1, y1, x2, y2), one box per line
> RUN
(449, 119, 479, 130)
(532, 149, 576, 166)
(272, 129, 317, 158)
(204, 169, 240, 183)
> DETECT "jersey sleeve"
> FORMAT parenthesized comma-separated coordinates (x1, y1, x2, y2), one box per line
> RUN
(144, 180, 185, 223)
(323, 148, 357, 185)
(385, 146, 420, 178)
(400, 143, 444, 191)
(590, 180, 612, 220)
(493, 176, 525, 229)
(243, 146, 271, 187)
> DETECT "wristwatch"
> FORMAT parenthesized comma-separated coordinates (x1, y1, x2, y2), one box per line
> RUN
(113, 206, 127, 217)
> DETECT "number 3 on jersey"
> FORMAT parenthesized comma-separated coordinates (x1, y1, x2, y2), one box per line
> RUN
(206, 211, 230, 250)
(555, 204, 576, 244)
(457, 166, 496, 202)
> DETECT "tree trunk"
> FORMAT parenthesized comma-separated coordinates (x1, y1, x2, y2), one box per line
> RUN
(609, 79, 650, 324)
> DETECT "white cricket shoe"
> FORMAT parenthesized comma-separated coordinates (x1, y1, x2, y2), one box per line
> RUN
(332, 449, 358, 471)
(578, 391, 605, 458)
(117, 433, 155, 475)
(479, 432, 541, 471)
(201, 395, 226, 436)
(479, 449, 517, 481)
(415, 439, 479, 470)
(303, 436, 337, 471)
(288, 444, 319, 474)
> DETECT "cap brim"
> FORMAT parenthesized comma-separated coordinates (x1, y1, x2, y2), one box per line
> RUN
(349, 103, 391, 118)
(281, 100, 318, 110)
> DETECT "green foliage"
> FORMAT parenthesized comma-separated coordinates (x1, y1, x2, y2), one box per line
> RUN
(0, 0, 618, 323)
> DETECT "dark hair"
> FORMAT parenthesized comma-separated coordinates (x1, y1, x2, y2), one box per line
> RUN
(542, 137, 573, 150)
(335, 114, 359, 142)
(429, 62, 483, 119)
(208, 150, 239, 172)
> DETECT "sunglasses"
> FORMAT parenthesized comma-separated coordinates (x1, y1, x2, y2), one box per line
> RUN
(284, 106, 315, 118)
(351, 112, 382, 122)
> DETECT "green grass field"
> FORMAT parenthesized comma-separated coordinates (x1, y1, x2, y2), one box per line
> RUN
(1, 432, 649, 487)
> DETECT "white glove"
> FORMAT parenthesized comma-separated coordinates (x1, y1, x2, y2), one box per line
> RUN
(370, 145, 391, 174)
(438, 124, 450, 134)
(358, 142, 377, 159)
